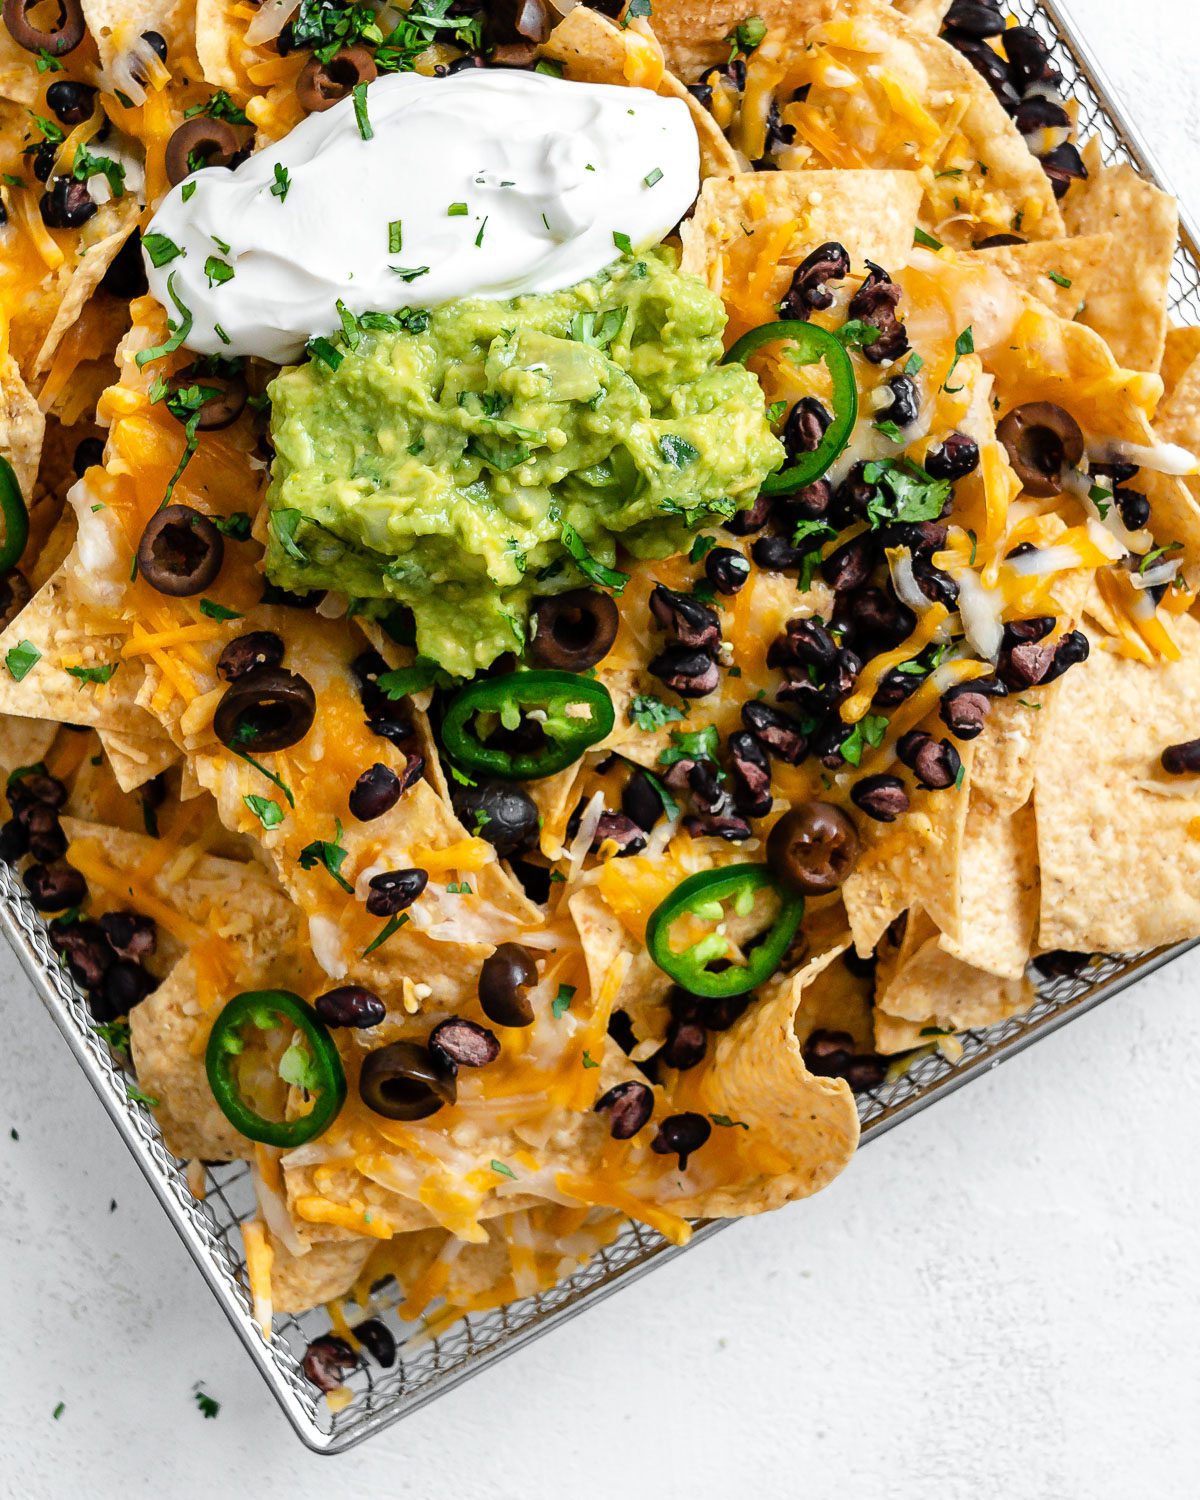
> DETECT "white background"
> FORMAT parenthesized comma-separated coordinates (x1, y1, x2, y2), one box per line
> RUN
(5, 3, 1200, 1496)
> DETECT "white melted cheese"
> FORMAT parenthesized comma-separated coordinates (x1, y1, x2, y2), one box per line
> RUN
(143, 69, 700, 362)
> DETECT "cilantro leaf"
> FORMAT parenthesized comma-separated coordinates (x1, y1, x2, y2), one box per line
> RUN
(860, 458, 951, 528)
(243, 793, 284, 829)
(298, 820, 355, 893)
(629, 693, 685, 732)
(65, 661, 118, 688)
(659, 724, 721, 766)
(5, 640, 39, 681)
(551, 983, 575, 1019)
(558, 516, 630, 593)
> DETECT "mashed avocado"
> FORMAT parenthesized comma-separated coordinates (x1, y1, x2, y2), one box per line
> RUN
(265, 249, 783, 676)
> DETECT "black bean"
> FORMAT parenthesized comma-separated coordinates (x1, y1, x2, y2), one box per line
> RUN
(302, 1335, 358, 1393)
(100, 230, 148, 299)
(999, 639, 1055, 689)
(939, 685, 992, 740)
(450, 781, 539, 856)
(779, 241, 850, 319)
(217, 631, 284, 683)
(742, 700, 808, 764)
(659, 1017, 707, 1070)
(24, 860, 86, 911)
(782, 478, 832, 523)
(429, 1016, 500, 1069)
(702, 992, 752, 1031)
(877, 374, 920, 428)
(351, 649, 394, 719)
(594, 1080, 654, 1139)
(924, 430, 980, 480)
(1014, 95, 1070, 136)
(943, 29, 1020, 109)
(315, 985, 386, 1028)
(48, 917, 111, 991)
(367, 716, 416, 750)
(650, 1111, 711, 1169)
(749, 534, 800, 573)
(1039, 629, 1090, 685)
(101, 959, 153, 1016)
(348, 763, 402, 822)
(351, 1318, 397, 1368)
(1035, 948, 1093, 978)
(591, 810, 647, 857)
(97, 910, 156, 962)
(8, 771, 67, 813)
(24, 804, 66, 863)
(822, 533, 873, 592)
(896, 730, 961, 790)
(838, 586, 916, 652)
(649, 584, 720, 650)
(1003, 24, 1059, 91)
(682, 812, 753, 841)
(1114, 489, 1150, 530)
(723, 491, 773, 536)
(704, 546, 751, 596)
(46, 80, 96, 125)
(846, 261, 909, 363)
(943, 0, 1005, 36)
(0, 818, 28, 863)
(647, 645, 719, 698)
(782, 396, 832, 459)
(365, 867, 428, 917)
(912, 555, 959, 608)
(39, 177, 95, 230)
(728, 730, 773, 818)
(851, 774, 910, 822)
(478, 942, 537, 1028)
(622, 770, 664, 832)
(1039, 141, 1087, 199)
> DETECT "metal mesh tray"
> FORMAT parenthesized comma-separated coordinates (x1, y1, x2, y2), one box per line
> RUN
(9, 0, 1200, 1451)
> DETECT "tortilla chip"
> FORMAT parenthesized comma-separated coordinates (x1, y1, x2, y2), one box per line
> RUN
(0, 350, 45, 503)
(269, 1234, 375, 1315)
(1162, 327, 1200, 407)
(963, 234, 1112, 322)
(1035, 614, 1200, 952)
(681, 168, 924, 294)
(937, 796, 1038, 980)
(1063, 161, 1177, 373)
(892, 0, 952, 30)
(32, 200, 140, 379)
(874, 933, 1035, 1050)
(540, 6, 738, 178)
(843, 740, 975, 956)
(792, 939, 873, 1052)
(194, 0, 244, 89)
(665, 946, 860, 1216)
(0, 566, 160, 752)
(1155, 351, 1200, 451)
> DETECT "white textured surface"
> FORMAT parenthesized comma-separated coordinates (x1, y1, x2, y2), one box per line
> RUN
(5, 3, 1200, 1494)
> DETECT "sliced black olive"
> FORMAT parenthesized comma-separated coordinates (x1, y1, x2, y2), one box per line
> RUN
(3, 0, 84, 55)
(137, 504, 224, 597)
(213, 666, 316, 752)
(296, 44, 377, 113)
(46, 79, 95, 124)
(167, 364, 247, 430)
(997, 402, 1084, 497)
(217, 630, 285, 682)
(314, 985, 386, 1028)
(478, 942, 537, 1027)
(429, 1017, 500, 1068)
(529, 588, 619, 671)
(594, 1080, 654, 1139)
(164, 117, 239, 187)
(365, 867, 428, 917)
(359, 1040, 456, 1121)
(767, 801, 861, 895)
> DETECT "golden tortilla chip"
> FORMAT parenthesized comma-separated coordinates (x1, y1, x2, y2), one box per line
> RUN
(540, 6, 738, 178)
(963, 233, 1112, 322)
(1155, 351, 1200, 451)
(32, 200, 140, 380)
(937, 796, 1038, 980)
(0, 350, 45, 503)
(874, 932, 1034, 1051)
(665, 946, 860, 1216)
(1162, 327, 1200, 407)
(1035, 614, 1200, 952)
(269, 1233, 375, 1315)
(1064, 161, 1176, 373)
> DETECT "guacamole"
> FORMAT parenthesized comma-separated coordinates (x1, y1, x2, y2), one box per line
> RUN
(265, 249, 783, 676)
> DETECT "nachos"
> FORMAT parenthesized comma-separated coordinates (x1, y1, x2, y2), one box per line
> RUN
(0, 0, 1197, 1400)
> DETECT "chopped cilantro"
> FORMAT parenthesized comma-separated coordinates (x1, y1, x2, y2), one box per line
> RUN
(65, 662, 118, 689)
(388, 219, 403, 253)
(204, 255, 234, 289)
(835, 320, 882, 351)
(243, 793, 283, 829)
(629, 693, 685, 732)
(1048, 269, 1072, 289)
(184, 90, 248, 124)
(142, 232, 183, 267)
(491, 1159, 516, 1178)
(613, 229, 633, 254)
(4, 640, 39, 681)
(558, 516, 630, 593)
(942, 326, 974, 393)
(839, 713, 888, 767)
(874, 418, 904, 443)
(181, 181, 196, 202)
(689, 533, 718, 564)
(710, 1112, 749, 1129)
(582, 1050, 599, 1069)
(270, 162, 290, 201)
(551, 983, 575, 1019)
(474, 215, 488, 248)
(643, 167, 663, 188)
(306, 335, 343, 372)
(658, 433, 700, 467)
(659, 724, 721, 766)
(352, 81, 373, 139)
(390, 264, 429, 282)
(298, 819, 355, 893)
(362, 912, 410, 956)
(913, 227, 944, 250)
(447, 201, 468, 216)
(135, 271, 193, 367)
(212, 511, 252, 540)
(194, 1390, 221, 1420)
(570, 305, 626, 349)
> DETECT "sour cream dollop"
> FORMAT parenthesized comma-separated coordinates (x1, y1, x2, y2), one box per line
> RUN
(144, 69, 700, 363)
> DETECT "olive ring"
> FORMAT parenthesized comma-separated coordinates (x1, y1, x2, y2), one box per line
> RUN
(213, 666, 317, 753)
(296, 44, 377, 114)
(2, 0, 85, 56)
(165, 117, 240, 187)
(137, 504, 225, 597)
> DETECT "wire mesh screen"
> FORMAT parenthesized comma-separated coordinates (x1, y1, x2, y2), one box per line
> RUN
(7, 0, 1199, 1452)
